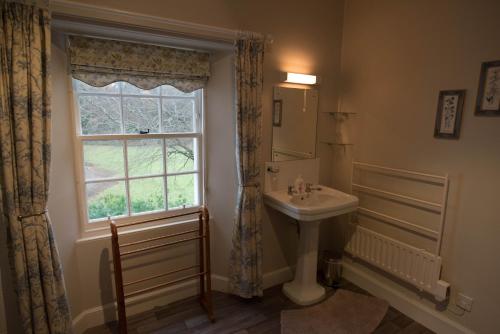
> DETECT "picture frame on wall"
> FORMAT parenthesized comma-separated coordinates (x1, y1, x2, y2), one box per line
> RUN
(475, 60, 500, 116)
(434, 90, 465, 139)
(273, 99, 282, 127)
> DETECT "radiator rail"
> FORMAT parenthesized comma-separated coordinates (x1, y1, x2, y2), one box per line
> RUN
(347, 162, 450, 301)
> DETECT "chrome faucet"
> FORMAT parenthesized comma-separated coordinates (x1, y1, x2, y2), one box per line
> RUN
(305, 183, 322, 193)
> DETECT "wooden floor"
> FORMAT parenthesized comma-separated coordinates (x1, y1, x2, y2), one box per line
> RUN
(86, 280, 434, 334)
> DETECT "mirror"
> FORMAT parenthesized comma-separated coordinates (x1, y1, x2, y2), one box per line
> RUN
(272, 86, 319, 161)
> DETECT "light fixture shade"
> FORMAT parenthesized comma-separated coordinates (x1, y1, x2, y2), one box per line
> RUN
(284, 72, 317, 85)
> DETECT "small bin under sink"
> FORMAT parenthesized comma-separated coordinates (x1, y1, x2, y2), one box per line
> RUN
(321, 251, 343, 287)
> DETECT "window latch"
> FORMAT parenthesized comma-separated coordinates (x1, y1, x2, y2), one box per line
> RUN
(139, 129, 150, 134)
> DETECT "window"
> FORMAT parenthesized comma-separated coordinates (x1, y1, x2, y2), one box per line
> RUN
(72, 80, 203, 226)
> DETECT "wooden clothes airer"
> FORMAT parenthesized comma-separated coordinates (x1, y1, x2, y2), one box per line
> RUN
(110, 207, 214, 333)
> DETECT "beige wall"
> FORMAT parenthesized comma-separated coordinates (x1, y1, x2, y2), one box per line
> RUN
(339, 0, 500, 333)
(2, 0, 499, 333)
(0, 0, 344, 329)
(49, 35, 85, 317)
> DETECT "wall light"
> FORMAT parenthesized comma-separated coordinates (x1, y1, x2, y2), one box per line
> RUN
(283, 72, 317, 85)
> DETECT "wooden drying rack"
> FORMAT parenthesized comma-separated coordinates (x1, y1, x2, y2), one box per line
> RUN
(110, 207, 214, 334)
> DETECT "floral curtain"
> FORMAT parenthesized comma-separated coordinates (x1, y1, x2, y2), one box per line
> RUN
(68, 35, 211, 92)
(0, 1, 72, 333)
(229, 35, 265, 298)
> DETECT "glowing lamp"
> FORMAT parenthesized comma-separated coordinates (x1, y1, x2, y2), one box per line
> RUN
(283, 72, 317, 85)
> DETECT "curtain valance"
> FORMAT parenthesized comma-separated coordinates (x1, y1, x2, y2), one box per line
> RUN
(68, 35, 210, 92)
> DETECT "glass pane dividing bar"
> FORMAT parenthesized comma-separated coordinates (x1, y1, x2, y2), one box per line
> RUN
(123, 139, 132, 216)
(119, 228, 199, 248)
(165, 170, 200, 177)
(123, 264, 200, 287)
(162, 138, 168, 211)
(85, 171, 200, 184)
(79, 133, 202, 140)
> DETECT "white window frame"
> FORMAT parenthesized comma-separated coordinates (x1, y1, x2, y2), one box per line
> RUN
(69, 79, 205, 236)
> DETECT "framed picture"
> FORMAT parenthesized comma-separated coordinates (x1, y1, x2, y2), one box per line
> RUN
(475, 60, 500, 116)
(273, 99, 282, 126)
(434, 90, 465, 139)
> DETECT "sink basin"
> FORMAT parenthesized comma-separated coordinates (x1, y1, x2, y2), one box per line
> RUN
(264, 186, 358, 221)
(264, 185, 358, 306)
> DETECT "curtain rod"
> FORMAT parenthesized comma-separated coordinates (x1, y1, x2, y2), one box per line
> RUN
(52, 17, 234, 53)
(51, 0, 273, 46)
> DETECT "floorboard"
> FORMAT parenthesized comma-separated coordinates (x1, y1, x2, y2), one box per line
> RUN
(85, 280, 434, 334)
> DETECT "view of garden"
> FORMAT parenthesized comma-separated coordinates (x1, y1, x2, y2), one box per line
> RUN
(74, 80, 200, 221)
(84, 139, 197, 220)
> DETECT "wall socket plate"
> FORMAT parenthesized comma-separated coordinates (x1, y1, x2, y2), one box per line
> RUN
(456, 292, 473, 312)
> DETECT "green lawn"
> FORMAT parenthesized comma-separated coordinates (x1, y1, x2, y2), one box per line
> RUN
(84, 142, 197, 220)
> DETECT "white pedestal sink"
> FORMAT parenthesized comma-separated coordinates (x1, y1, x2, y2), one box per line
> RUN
(264, 186, 358, 305)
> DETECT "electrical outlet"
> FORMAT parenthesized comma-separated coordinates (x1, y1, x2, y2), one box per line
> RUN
(456, 293, 473, 312)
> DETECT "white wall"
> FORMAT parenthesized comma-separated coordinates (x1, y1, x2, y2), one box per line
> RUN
(338, 1, 500, 333)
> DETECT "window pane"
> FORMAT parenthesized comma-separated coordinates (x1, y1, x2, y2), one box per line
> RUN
(83, 140, 125, 180)
(74, 80, 120, 94)
(79, 95, 121, 134)
(167, 174, 197, 209)
(87, 181, 127, 220)
(121, 82, 160, 96)
(166, 138, 196, 173)
(161, 99, 196, 132)
(130, 177, 165, 214)
(161, 85, 195, 97)
(123, 97, 160, 134)
(127, 139, 163, 177)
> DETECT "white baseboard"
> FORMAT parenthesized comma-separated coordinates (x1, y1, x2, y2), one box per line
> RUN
(211, 274, 229, 293)
(210, 266, 294, 293)
(343, 262, 475, 334)
(72, 278, 199, 334)
(72, 268, 293, 334)
(263, 266, 294, 289)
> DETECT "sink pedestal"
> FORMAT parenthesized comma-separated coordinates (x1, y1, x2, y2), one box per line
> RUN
(283, 220, 325, 305)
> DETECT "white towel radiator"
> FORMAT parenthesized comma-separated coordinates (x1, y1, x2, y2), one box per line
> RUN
(345, 162, 450, 301)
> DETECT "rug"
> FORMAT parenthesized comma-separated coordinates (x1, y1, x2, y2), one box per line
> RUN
(281, 289, 389, 334)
